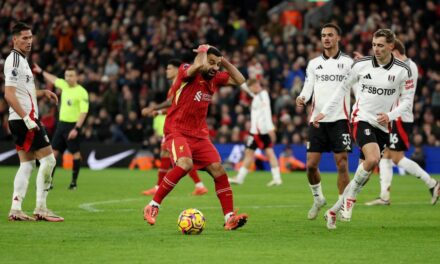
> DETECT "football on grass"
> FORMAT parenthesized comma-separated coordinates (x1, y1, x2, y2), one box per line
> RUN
(177, 208, 206, 235)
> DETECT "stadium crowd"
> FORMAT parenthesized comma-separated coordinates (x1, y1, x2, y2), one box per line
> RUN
(1, 0, 439, 156)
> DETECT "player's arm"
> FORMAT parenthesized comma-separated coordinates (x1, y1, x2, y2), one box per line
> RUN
(185, 45, 210, 77)
(221, 57, 246, 86)
(379, 74, 414, 125)
(68, 90, 89, 140)
(4, 87, 39, 131)
(296, 63, 315, 107)
(36, 89, 58, 104)
(142, 98, 173, 117)
(313, 66, 358, 127)
(33, 63, 58, 84)
(263, 92, 276, 142)
(4, 60, 39, 130)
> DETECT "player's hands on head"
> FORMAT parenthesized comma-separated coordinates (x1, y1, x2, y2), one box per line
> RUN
(376, 113, 390, 126)
(296, 96, 306, 107)
(193, 44, 210, 53)
(312, 113, 325, 128)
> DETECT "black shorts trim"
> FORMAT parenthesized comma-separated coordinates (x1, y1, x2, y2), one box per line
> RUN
(245, 133, 273, 150)
(389, 120, 412, 151)
(307, 120, 352, 153)
(52, 121, 81, 153)
(9, 119, 50, 152)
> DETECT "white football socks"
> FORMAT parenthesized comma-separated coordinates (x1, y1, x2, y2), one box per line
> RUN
(309, 182, 324, 203)
(271, 167, 281, 182)
(347, 163, 371, 199)
(379, 159, 393, 201)
(36, 154, 56, 209)
(195, 182, 205, 188)
(398, 157, 437, 188)
(11, 160, 35, 211)
(236, 167, 249, 183)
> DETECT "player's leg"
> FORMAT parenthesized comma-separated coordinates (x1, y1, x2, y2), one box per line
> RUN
(33, 145, 63, 222)
(391, 151, 439, 205)
(265, 147, 282, 187)
(229, 148, 254, 184)
(9, 150, 36, 221)
(66, 128, 82, 190)
(306, 152, 327, 220)
(143, 140, 171, 195)
(329, 120, 351, 196)
(188, 169, 208, 195)
(206, 162, 248, 230)
(366, 149, 392, 205)
(334, 152, 350, 195)
(49, 125, 66, 190)
(144, 136, 192, 225)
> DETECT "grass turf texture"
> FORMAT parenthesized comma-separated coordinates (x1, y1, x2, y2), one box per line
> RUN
(0, 167, 438, 263)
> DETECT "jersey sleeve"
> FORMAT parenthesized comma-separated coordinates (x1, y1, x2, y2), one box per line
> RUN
(213, 71, 230, 87)
(387, 73, 413, 121)
(321, 63, 359, 116)
(79, 88, 89, 113)
(178, 63, 192, 81)
(4, 56, 19, 88)
(262, 91, 275, 131)
(54, 78, 69, 90)
(299, 62, 315, 103)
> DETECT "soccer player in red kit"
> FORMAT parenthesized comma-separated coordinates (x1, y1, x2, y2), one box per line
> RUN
(144, 45, 249, 230)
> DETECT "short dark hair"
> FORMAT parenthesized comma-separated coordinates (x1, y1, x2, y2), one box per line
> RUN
(373, 29, 395, 44)
(12, 22, 31, 36)
(393, 39, 406, 55)
(321, 23, 342, 36)
(65, 67, 77, 73)
(167, 59, 182, 68)
(207, 46, 222, 57)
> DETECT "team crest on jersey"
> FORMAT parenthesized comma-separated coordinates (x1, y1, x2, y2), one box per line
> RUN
(364, 129, 371, 136)
(337, 63, 344, 69)
(388, 75, 395, 82)
(12, 68, 18, 76)
(67, 99, 72, 106)
(26, 75, 30, 83)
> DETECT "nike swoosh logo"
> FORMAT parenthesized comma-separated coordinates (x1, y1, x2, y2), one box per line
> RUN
(87, 150, 136, 170)
(0, 149, 16, 162)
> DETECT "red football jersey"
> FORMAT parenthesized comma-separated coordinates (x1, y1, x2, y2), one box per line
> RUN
(164, 63, 230, 138)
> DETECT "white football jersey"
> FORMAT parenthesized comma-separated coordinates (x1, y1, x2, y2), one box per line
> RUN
(322, 55, 413, 133)
(393, 58, 418, 122)
(299, 50, 353, 123)
(4, 49, 38, 120)
(250, 90, 275, 134)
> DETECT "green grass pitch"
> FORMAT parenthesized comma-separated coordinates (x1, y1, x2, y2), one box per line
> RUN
(0, 166, 438, 263)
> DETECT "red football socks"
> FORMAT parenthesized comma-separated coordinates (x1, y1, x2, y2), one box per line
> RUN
(188, 169, 201, 184)
(153, 166, 187, 204)
(157, 157, 171, 185)
(214, 174, 234, 215)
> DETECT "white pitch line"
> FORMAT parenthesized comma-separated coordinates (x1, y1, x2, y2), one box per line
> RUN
(79, 198, 144, 212)
(79, 198, 432, 213)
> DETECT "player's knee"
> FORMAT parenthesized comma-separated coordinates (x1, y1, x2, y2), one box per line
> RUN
(306, 162, 319, 173)
(20, 160, 36, 174)
(40, 154, 56, 170)
(176, 158, 193, 171)
(364, 156, 380, 170)
(209, 162, 226, 176)
(336, 157, 348, 172)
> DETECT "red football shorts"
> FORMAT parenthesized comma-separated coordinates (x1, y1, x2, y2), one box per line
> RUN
(164, 133, 221, 170)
